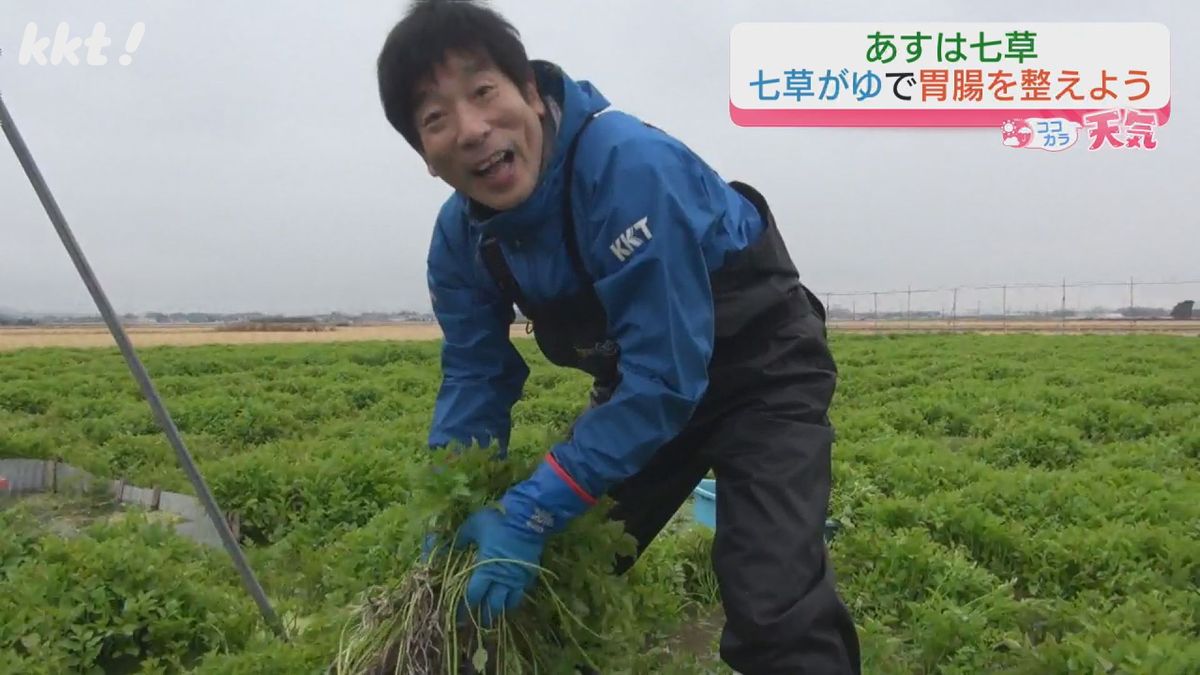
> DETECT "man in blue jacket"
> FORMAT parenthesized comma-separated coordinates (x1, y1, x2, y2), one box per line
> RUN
(377, 1, 860, 672)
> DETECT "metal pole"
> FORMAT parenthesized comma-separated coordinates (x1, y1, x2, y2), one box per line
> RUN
(873, 292, 878, 331)
(0, 92, 287, 641)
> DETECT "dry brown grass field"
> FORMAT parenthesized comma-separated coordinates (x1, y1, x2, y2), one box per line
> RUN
(2, 318, 1197, 351)
(0, 323, 468, 351)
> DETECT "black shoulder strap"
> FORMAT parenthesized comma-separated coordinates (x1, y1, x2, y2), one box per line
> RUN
(479, 234, 533, 320)
(479, 112, 601, 318)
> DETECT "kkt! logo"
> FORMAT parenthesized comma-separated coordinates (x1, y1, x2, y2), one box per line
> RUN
(18, 22, 146, 66)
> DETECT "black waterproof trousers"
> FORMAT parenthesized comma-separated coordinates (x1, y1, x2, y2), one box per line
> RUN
(599, 283, 861, 675)
(481, 157, 862, 672)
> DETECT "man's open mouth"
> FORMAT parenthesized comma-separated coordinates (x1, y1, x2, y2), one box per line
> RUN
(472, 149, 515, 178)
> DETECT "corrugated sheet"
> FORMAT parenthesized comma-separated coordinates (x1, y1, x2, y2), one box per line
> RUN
(0, 459, 47, 493)
(0, 458, 229, 550)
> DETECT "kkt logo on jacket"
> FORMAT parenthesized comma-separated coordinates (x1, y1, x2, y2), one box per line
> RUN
(609, 217, 653, 262)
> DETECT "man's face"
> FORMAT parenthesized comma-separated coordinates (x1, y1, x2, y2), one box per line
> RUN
(414, 52, 546, 211)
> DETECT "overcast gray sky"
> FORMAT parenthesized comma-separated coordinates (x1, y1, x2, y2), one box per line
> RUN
(2, 1, 1196, 316)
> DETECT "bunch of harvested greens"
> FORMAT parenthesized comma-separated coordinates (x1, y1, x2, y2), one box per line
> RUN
(329, 447, 644, 674)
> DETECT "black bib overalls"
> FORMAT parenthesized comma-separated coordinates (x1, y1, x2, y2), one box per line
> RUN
(479, 115, 862, 675)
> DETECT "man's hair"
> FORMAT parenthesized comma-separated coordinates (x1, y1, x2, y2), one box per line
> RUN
(377, 0, 534, 152)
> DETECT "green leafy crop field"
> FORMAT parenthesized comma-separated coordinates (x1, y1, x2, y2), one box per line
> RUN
(1, 333, 1197, 673)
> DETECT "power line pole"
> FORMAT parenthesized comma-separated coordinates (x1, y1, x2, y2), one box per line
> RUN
(1129, 276, 1135, 329)
(906, 284, 912, 331)
(1002, 284, 1008, 333)
(1061, 277, 1067, 333)
(952, 288, 958, 332)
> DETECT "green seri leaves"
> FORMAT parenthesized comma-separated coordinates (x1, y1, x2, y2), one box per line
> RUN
(1, 334, 1197, 673)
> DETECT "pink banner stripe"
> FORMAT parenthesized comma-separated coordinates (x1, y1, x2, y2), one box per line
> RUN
(730, 101, 1171, 128)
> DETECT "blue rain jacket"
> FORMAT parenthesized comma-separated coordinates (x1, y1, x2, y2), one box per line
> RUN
(426, 61, 765, 533)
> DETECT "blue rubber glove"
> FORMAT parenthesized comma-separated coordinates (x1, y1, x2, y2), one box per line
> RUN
(452, 507, 544, 627)
(453, 456, 595, 627)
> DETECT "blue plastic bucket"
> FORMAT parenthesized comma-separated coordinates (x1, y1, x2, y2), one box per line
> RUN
(691, 478, 840, 543)
(692, 478, 717, 527)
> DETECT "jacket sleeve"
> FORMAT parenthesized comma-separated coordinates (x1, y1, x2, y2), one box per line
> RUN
(427, 219, 529, 456)
(499, 132, 721, 535)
